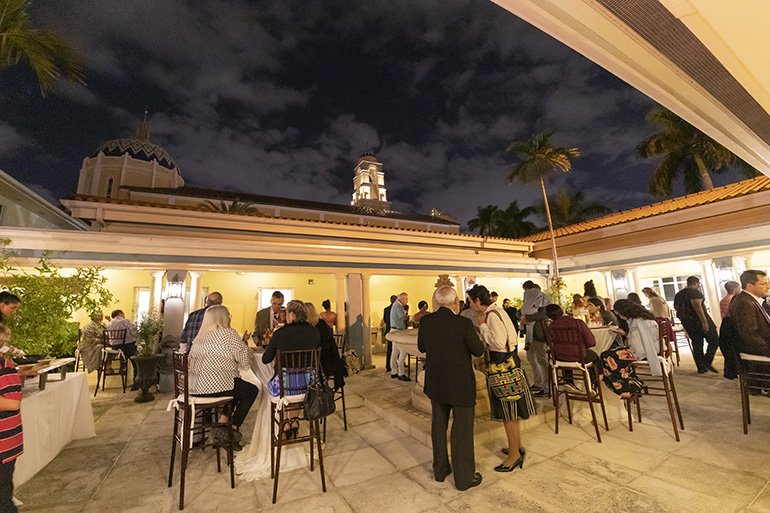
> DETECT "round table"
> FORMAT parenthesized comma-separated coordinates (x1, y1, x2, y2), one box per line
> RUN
(234, 349, 309, 481)
(589, 326, 621, 355)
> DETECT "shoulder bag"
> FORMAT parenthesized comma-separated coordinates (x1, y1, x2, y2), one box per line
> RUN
(304, 375, 336, 420)
(486, 310, 528, 402)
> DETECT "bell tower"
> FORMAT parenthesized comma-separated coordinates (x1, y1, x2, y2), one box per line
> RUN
(351, 151, 391, 212)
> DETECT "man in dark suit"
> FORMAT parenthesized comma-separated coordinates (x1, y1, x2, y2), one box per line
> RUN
(383, 295, 397, 372)
(252, 290, 284, 345)
(729, 270, 770, 356)
(418, 286, 485, 491)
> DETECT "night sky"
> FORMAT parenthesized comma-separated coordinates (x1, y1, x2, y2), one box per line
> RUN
(0, 0, 750, 230)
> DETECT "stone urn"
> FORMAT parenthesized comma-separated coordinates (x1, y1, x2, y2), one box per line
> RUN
(131, 354, 162, 403)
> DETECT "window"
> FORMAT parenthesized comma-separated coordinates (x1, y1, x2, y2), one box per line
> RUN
(133, 287, 151, 323)
(258, 288, 293, 310)
(106, 177, 114, 198)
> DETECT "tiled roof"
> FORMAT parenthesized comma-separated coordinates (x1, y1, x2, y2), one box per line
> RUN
(520, 176, 770, 242)
(123, 186, 459, 226)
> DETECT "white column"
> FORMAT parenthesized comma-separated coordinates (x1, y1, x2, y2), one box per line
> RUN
(455, 275, 464, 302)
(346, 274, 365, 365)
(628, 268, 643, 295)
(699, 260, 721, 324)
(335, 273, 346, 335)
(189, 272, 203, 315)
(150, 271, 164, 313)
(602, 271, 614, 301)
(361, 273, 374, 369)
(734, 255, 751, 274)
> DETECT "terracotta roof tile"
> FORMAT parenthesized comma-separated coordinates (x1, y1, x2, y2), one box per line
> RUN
(519, 176, 770, 242)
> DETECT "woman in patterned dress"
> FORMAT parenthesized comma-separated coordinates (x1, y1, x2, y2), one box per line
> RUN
(189, 305, 258, 447)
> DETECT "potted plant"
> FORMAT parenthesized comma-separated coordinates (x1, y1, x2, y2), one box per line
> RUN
(132, 312, 165, 403)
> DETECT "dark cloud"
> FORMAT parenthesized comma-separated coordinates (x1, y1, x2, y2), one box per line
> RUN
(0, 0, 750, 232)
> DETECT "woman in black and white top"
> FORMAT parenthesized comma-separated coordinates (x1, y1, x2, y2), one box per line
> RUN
(189, 305, 258, 433)
(468, 285, 536, 473)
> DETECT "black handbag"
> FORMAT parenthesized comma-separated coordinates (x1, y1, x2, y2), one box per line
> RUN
(304, 379, 336, 420)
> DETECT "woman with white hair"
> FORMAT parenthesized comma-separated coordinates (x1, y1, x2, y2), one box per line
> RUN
(189, 305, 258, 448)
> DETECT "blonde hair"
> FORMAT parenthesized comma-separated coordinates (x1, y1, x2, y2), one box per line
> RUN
(305, 302, 320, 325)
(198, 305, 231, 335)
(0, 325, 10, 349)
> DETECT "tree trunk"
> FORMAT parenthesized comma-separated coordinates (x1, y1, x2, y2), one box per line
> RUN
(540, 177, 559, 279)
(695, 155, 714, 190)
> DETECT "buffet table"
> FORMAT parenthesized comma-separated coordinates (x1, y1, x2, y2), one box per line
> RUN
(15, 372, 95, 486)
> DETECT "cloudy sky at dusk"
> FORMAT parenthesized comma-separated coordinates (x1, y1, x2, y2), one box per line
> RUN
(0, 0, 751, 230)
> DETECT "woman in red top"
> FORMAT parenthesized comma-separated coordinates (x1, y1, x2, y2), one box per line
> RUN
(0, 324, 22, 513)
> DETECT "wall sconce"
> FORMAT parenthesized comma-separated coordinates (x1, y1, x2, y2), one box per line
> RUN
(308, 279, 314, 285)
(165, 270, 187, 299)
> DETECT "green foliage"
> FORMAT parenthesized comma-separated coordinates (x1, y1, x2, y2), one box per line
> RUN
(0, 243, 113, 356)
(0, 0, 85, 95)
(136, 312, 164, 357)
(543, 278, 572, 312)
(468, 202, 537, 238)
(199, 199, 263, 216)
(504, 131, 580, 185)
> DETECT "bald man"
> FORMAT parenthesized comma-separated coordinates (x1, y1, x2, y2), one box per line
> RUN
(180, 291, 224, 352)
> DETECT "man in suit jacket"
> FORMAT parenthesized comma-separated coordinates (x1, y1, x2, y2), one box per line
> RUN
(383, 295, 397, 372)
(418, 286, 485, 491)
(253, 291, 284, 345)
(729, 270, 770, 356)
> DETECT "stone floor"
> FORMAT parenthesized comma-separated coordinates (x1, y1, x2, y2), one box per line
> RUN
(15, 349, 770, 513)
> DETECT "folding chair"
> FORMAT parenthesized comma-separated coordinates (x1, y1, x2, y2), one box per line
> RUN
(739, 353, 770, 434)
(167, 351, 235, 510)
(269, 348, 326, 504)
(95, 329, 128, 396)
(547, 324, 609, 443)
(626, 319, 684, 441)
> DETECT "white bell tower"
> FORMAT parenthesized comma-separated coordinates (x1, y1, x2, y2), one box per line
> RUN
(351, 151, 392, 212)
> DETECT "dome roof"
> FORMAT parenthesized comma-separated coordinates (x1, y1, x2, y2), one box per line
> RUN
(91, 138, 179, 172)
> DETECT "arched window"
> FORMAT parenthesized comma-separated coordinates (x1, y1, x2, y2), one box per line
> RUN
(106, 177, 114, 198)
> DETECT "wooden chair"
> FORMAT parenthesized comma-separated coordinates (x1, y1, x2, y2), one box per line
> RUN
(326, 333, 349, 435)
(739, 353, 770, 434)
(269, 348, 326, 504)
(95, 329, 128, 397)
(74, 329, 87, 372)
(546, 324, 609, 443)
(626, 319, 684, 441)
(167, 351, 235, 510)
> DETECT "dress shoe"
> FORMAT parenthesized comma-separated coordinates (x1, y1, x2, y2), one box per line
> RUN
(697, 367, 708, 374)
(501, 447, 525, 457)
(532, 389, 549, 398)
(434, 464, 452, 482)
(456, 472, 482, 491)
(391, 374, 399, 379)
(706, 364, 718, 373)
(398, 375, 411, 382)
(494, 457, 523, 472)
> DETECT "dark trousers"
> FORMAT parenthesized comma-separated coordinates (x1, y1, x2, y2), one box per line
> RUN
(431, 400, 475, 489)
(109, 342, 137, 375)
(0, 459, 17, 513)
(386, 339, 392, 372)
(682, 319, 719, 371)
(564, 351, 600, 385)
(194, 378, 258, 427)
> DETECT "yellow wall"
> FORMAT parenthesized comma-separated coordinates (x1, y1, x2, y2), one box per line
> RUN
(370, 275, 438, 326)
(200, 271, 336, 334)
(561, 272, 608, 297)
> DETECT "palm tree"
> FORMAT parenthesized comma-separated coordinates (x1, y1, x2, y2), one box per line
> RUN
(636, 106, 758, 197)
(0, 0, 85, 95)
(505, 132, 580, 279)
(199, 199, 262, 216)
(491, 201, 537, 238)
(536, 189, 612, 229)
(467, 204, 500, 236)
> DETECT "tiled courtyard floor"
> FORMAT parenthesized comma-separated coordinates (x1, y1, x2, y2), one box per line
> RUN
(15, 350, 770, 512)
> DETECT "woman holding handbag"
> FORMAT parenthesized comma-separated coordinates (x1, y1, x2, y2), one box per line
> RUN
(467, 285, 536, 472)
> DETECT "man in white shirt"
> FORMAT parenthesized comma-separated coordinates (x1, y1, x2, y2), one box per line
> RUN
(389, 292, 410, 381)
(106, 309, 138, 374)
(520, 281, 551, 397)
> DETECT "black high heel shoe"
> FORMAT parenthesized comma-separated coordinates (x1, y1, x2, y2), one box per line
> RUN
(283, 420, 294, 440)
(501, 447, 526, 458)
(290, 417, 300, 439)
(494, 456, 524, 472)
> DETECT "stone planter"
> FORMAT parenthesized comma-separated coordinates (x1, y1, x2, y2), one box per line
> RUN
(131, 354, 162, 403)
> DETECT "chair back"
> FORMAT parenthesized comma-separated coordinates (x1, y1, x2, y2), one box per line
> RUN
(275, 348, 322, 397)
(654, 317, 673, 358)
(546, 323, 588, 363)
(106, 329, 128, 346)
(333, 334, 348, 357)
(172, 351, 189, 404)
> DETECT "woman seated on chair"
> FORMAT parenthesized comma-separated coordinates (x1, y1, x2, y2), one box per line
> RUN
(305, 302, 345, 390)
(262, 300, 320, 439)
(79, 311, 106, 373)
(600, 299, 661, 398)
(189, 305, 258, 443)
(586, 298, 618, 326)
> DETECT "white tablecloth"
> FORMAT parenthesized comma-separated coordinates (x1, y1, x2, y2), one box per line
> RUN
(385, 328, 425, 358)
(589, 327, 620, 355)
(234, 350, 308, 481)
(15, 372, 95, 487)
